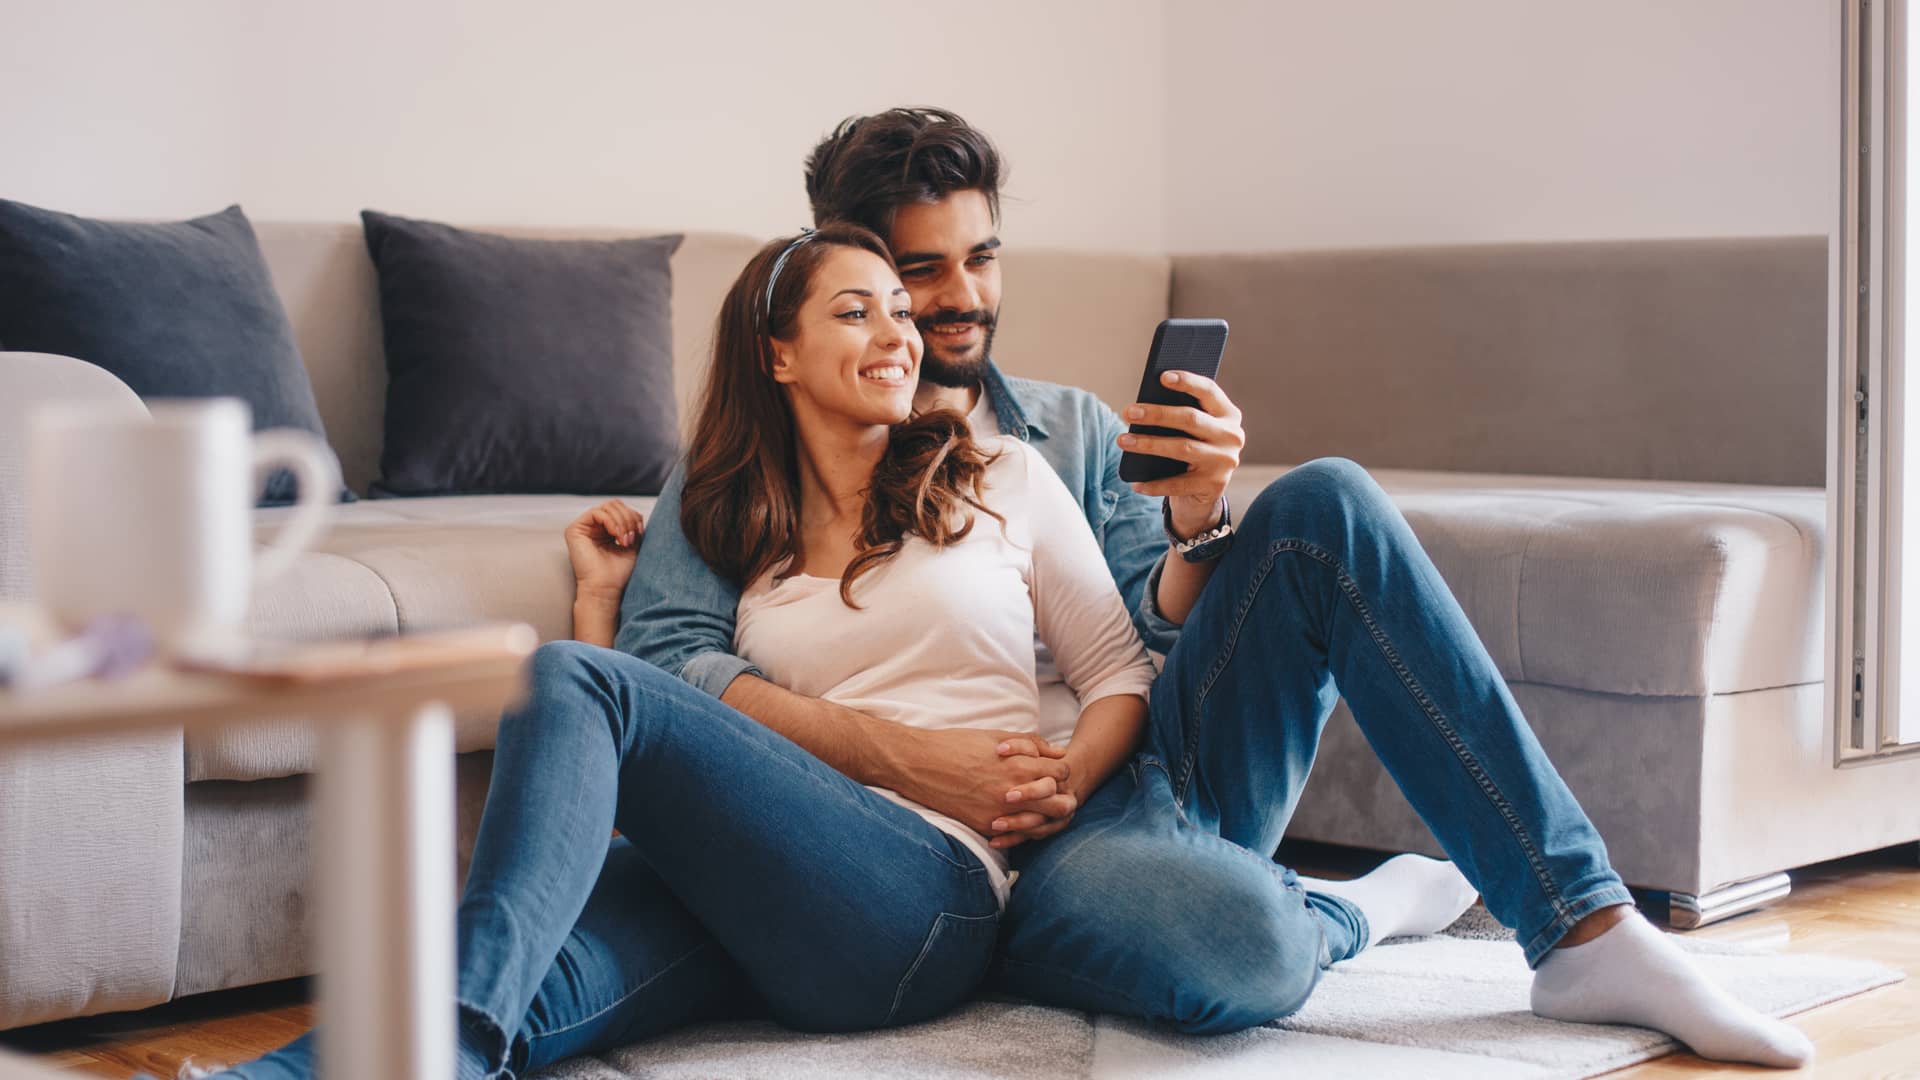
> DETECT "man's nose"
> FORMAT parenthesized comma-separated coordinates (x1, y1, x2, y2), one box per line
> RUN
(934, 273, 984, 316)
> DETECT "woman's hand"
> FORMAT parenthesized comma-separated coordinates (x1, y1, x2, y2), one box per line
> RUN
(985, 733, 1080, 849)
(565, 499, 646, 605)
(897, 727, 1075, 840)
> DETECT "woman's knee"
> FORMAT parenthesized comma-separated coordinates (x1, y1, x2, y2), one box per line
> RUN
(519, 639, 664, 747)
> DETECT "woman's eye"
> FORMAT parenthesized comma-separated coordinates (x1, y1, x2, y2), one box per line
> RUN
(893, 309, 913, 320)
(836, 309, 866, 320)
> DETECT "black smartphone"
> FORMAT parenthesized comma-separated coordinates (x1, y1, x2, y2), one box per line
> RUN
(1118, 318, 1230, 483)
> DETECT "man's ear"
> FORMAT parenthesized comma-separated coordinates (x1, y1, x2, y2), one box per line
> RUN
(769, 338, 799, 385)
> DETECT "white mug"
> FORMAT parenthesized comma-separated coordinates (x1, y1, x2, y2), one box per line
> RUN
(26, 397, 341, 655)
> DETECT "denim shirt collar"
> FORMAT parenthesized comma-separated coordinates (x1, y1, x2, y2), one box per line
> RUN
(982, 358, 1049, 442)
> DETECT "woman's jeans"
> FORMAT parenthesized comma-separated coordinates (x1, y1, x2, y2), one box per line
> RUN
(228, 643, 1001, 1079)
(988, 458, 1633, 1033)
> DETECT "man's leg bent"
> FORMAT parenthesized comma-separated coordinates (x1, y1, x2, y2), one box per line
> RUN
(992, 761, 1356, 1035)
(1153, 457, 1631, 965)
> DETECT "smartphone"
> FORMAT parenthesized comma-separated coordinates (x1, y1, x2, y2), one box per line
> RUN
(1118, 318, 1230, 483)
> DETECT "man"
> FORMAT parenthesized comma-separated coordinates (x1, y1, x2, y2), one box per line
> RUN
(621, 109, 1810, 1066)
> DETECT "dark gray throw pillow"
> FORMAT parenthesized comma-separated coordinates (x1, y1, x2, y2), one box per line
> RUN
(0, 200, 344, 506)
(360, 211, 683, 497)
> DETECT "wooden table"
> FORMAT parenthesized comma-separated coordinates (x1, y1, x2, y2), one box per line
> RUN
(0, 622, 537, 1079)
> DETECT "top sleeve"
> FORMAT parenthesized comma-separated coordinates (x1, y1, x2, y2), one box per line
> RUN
(613, 462, 763, 699)
(1089, 400, 1183, 655)
(1014, 442, 1159, 709)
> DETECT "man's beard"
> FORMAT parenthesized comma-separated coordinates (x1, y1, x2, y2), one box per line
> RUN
(916, 309, 998, 389)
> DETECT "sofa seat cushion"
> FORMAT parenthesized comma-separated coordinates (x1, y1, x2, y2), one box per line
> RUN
(197, 471, 1821, 782)
(1226, 464, 1824, 699)
(187, 495, 655, 782)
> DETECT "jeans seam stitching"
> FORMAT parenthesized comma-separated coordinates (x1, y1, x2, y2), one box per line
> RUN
(1189, 536, 1572, 919)
(886, 911, 994, 1025)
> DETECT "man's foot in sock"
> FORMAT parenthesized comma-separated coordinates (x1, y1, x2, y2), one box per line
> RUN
(1531, 907, 1813, 1068)
(1298, 853, 1481, 949)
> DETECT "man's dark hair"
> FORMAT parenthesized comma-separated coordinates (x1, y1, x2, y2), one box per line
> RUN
(804, 107, 1005, 238)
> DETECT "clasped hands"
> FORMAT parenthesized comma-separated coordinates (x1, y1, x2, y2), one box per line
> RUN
(897, 726, 1082, 851)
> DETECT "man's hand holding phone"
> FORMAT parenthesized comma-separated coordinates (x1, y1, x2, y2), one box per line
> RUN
(1120, 369, 1246, 536)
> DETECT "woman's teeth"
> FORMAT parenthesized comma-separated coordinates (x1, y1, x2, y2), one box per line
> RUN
(861, 365, 907, 381)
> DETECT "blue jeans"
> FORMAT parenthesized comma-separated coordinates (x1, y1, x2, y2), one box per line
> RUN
(226, 642, 1000, 1079)
(988, 457, 1634, 1033)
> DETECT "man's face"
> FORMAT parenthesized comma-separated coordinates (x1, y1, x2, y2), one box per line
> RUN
(888, 190, 1002, 389)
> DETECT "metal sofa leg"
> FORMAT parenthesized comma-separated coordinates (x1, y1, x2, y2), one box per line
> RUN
(1668, 872, 1793, 929)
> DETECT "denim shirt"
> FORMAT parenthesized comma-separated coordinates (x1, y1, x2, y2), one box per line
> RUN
(615, 360, 1182, 700)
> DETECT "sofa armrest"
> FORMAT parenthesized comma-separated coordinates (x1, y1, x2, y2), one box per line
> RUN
(0, 356, 179, 1028)
(0, 353, 147, 602)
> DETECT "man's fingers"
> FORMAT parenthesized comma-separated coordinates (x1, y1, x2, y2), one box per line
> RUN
(1130, 477, 1224, 498)
(1124, 403, 1216, 438)
(1161, 369, 1240, 421)
(1117, 433, 1203, 462)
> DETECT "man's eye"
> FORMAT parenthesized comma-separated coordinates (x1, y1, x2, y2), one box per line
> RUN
(968, 254, 997, 267)
(900, 267, 933, 278)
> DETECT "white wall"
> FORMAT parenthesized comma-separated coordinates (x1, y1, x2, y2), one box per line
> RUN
(1163, 0, 1840, 252)
(0, 0, 1166, 251)
(0, 1, 1840, 255)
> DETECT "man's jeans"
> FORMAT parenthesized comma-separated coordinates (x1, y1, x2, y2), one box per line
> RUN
(225, 643, 1000, 1079)
(989, 457, 1634, 1034)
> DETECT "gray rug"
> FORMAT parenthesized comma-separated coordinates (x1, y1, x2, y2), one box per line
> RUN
(530, 907, 1903, 1079)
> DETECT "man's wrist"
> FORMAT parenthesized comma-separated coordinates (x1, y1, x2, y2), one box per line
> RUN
(1167, 496, 1227, 540)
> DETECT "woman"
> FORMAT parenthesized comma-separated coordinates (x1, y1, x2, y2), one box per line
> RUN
(217, 224, 1181, 1079)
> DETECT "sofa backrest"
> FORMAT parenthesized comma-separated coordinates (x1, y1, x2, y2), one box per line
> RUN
(1172, 235, 1827, 487)
(249, 222, 1824, 494)
(249, 222, 1173, 496)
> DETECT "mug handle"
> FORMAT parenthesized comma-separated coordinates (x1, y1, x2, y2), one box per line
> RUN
(251, 428, 343, 586)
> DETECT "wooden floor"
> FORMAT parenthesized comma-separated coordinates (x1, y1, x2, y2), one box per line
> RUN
(5, 843, 1916, 1079)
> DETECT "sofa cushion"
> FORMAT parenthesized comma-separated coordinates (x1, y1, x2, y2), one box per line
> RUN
(360, 211, 683, 497)
(1226, 464, 1824, 699)
(187, 495, 651, 782)
(0, 201, 343, 506)
(194, 471, 1819, 783)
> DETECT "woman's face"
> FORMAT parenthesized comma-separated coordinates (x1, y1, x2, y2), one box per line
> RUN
(770, 246, 922, 427)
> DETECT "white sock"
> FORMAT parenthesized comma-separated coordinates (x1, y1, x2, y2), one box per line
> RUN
(1530, 909, 1813, 1068)
(1298, 853, 1481, 950)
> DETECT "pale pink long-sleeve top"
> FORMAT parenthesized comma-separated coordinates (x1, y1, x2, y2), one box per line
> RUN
(734, 436, 1157, 905)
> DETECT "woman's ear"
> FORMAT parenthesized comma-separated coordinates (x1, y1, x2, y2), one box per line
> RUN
(769, 338, 799, 385)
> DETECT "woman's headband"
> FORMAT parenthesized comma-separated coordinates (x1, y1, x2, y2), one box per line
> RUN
(763, 228, 817, 324)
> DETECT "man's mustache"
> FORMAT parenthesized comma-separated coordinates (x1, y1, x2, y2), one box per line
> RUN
(917, 310, 995, 334)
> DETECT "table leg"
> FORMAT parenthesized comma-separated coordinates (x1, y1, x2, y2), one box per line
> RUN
(314, 701, 456, 1080)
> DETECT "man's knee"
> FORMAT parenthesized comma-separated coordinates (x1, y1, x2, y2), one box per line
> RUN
(1146, 870, 1325, 1034)
(1024, 842, 1324, 1034)
(1244, 456, 1396, 548)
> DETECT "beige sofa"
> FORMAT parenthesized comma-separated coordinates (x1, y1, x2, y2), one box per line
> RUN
(3, 224, 1911, 1032)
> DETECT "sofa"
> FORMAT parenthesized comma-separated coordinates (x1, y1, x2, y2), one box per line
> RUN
(3, 223, 1912, 1032)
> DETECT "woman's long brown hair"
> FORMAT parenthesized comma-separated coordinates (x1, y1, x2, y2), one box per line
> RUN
(680, 223, 1002, 608)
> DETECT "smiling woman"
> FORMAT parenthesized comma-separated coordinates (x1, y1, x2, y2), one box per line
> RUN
(679, 224, 1002, 609)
